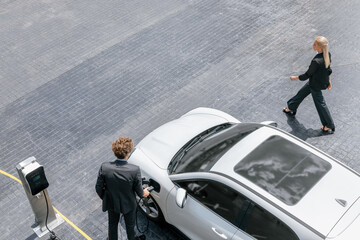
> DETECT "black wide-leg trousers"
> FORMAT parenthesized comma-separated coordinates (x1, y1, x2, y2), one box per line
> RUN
(287, 82, 335, 129)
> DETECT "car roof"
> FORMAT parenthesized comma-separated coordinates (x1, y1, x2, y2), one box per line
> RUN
(211, 126, 360, 236)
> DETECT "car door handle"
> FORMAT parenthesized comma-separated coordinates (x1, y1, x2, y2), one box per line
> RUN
(211, 227, 228, 239)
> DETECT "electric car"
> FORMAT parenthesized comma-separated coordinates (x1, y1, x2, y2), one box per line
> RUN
(129, 107, 360, 240)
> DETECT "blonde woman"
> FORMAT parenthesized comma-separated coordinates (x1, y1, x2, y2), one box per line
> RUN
(283, 36, 335, 133)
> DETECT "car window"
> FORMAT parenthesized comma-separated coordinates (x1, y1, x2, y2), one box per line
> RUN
(234, 135, 331, 205)
(177, 180, 249, 227)
(242, 204, 299, 240)
(170, 123, 261, 174)
(177, 179, 300, 240)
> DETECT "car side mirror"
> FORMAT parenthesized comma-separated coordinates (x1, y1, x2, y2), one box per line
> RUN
(176, 188, 187, 208)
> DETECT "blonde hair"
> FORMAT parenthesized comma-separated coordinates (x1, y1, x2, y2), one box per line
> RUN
(315, 36, 330, 68)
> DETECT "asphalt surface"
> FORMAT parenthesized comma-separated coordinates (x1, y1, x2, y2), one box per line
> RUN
(1, 0, 360, 239)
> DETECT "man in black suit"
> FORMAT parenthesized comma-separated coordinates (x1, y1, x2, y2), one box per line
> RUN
(96, 137, 150, 240)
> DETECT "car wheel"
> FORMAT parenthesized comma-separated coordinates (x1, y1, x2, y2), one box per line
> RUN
(137, 195, 164, 222)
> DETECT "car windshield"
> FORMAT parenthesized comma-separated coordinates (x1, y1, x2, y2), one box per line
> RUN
(234, 135, 332, 205)
(169, 123, 261, 174)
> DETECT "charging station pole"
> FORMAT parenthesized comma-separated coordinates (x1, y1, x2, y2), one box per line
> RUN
(16, 156, 64, 238)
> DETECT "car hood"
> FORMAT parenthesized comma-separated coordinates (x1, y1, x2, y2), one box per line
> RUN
(136, 109, 237, 170)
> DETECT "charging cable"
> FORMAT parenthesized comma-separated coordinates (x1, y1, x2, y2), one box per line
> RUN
(118, 180, 154, 240)
(135, 201, 150, 234)
(43, 191, 61, 240)
(136, 186, 154, 234)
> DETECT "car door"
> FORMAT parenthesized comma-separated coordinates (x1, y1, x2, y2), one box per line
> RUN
(233, 202, 300, 240)
(166, 179, 255, 240)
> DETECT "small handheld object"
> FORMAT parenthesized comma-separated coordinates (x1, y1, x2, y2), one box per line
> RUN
(142, 177, 161, 193)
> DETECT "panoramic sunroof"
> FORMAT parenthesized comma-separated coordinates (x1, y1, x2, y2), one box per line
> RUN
(234, 135, 331, 205)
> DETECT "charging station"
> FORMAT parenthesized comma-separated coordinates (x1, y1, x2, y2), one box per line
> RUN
(16, 156, 64, 238)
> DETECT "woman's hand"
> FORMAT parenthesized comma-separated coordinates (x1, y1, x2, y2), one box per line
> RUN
(290, 76, 299, 81)
(327, 76, 332, 90)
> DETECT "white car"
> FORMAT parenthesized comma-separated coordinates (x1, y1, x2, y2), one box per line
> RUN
(129, 108, 360, 240)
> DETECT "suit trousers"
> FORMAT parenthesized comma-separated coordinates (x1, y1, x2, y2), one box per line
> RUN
(287, 82, 335, 129)
(108, 209, 136, 240)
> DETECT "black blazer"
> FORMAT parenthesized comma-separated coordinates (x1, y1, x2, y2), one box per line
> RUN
(299, 52, 332, 91)
(95, 160, 144, 214)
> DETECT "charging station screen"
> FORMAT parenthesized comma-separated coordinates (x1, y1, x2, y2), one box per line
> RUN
(25, 166, 49, 195)
(32, 175, 41, 182)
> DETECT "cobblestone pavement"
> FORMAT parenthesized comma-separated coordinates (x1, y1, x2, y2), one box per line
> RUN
(1, 0, 360, 239)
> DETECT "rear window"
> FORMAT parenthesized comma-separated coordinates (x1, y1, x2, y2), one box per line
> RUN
(234, 135, 331, 205)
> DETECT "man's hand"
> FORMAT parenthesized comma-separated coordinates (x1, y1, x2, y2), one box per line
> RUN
(142, 187, 150, 198)
(290, 76, 299, 81)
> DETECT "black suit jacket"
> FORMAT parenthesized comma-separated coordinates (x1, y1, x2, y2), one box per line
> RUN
(299, 52, 332, 91)
(95, 160, 144, 214)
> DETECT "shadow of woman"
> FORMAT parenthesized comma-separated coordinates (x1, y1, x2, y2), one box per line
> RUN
(285, 115, 323, 141)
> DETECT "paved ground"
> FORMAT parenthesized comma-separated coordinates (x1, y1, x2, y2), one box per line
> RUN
(1, 0, 360, 239)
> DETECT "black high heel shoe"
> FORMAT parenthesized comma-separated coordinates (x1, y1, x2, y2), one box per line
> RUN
(283, 108, 296, 116)
(322, 126, 335, 134)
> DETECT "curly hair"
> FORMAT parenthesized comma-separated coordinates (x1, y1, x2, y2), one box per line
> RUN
(112, 137, 134, 159)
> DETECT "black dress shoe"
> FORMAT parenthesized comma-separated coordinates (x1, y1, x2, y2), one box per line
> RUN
(135, 235, 146, 240)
